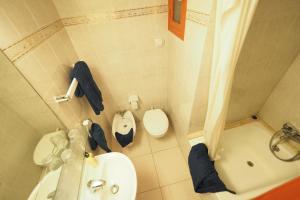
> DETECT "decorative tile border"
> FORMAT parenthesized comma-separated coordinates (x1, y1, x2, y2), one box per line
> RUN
(3, 20, 64, 62)
(62, 5, 168, 26)
(3, 5, 168, 62)
(187, 10, 210, 26)
(3, 5, 209, 63)
(111, 5, 168, 19)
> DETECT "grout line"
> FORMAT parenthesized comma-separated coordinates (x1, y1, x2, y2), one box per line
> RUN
(137, 186, 161, 195)
(137, 187, 161, 195)
(151, 150, 162, 188)
(151, 145, 179, 155)
(160, 178, 191, 188)
(126, 124, 193, 198)
(136, 177, 192, 195)
(159, 177, 191, 189)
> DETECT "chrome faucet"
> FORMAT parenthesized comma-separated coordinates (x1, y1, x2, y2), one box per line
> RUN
(270, 122, 300, 162)
(282, 123, 300, 143)
(87, 179, 106, 192)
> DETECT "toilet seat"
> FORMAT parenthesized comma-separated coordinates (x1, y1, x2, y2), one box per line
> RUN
(143, 109, 169, 138)
(33, 130, 67, 166)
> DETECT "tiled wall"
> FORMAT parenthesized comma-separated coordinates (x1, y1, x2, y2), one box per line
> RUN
(0, 51, 63, 133)
(0, 0, 59, 48)
(167, 0, 211, 132)
(52, 0, 169, 121)
(0, 0, 89, 128)
(167, 0, 211, 155)
(0, 0, 212, 128)
(0, 102, 42, 200)
(227, 0, 300, 123)
(260, 53, 300, 130)
(0, 1, 85, 199)
(0, 49, 63, 200)
(0, 0, 213, 161)
(13, 29, 87, 128)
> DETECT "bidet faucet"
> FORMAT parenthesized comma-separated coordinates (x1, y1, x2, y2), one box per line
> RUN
(87, 179, 106, 192)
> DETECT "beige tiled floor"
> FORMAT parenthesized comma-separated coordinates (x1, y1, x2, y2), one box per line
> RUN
(111, 124, 202, 200)
(161, 180, 201, 200)
(132, 154, 160, 193)
(153, 147, 190, 186)
(136, 189, 163, 200)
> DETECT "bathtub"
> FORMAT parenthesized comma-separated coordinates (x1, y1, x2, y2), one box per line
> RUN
(189, 121, 300, 200)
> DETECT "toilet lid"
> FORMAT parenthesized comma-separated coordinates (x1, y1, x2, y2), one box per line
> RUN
(143, 109, 169, 136)
(33, 131, 66, 165)
(33, 137, 54, 165)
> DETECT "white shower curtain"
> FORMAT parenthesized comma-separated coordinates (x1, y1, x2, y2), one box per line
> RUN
(203, 0, 259, 159)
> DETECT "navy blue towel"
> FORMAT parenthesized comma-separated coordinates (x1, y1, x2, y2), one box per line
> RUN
(188, 143, 233, 193)
(89, 123, 111, 153)
(88, 135, 97, 151)
(115, 128, 134, 147)
(70, 61, 104, 115)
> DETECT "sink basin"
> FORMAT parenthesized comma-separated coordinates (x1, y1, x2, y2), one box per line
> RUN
(79, 152, 137, 200)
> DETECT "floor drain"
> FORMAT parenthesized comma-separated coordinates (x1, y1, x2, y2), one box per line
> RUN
(247, 161, 254, 167)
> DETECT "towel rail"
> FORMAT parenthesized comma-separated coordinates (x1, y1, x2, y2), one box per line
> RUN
(54, 78, 78, 103)
(54, 60, 82, 103)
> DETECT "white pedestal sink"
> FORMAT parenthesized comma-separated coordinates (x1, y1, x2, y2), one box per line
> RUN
(79, 152, 137, 200)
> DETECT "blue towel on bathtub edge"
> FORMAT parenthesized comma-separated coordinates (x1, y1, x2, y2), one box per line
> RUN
(188, 143, 235, 194)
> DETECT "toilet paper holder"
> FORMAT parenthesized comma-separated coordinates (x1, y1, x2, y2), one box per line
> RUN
(128, 95, 139, 110)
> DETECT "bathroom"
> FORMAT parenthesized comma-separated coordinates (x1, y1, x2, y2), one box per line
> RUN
(0, 0, 299, 200)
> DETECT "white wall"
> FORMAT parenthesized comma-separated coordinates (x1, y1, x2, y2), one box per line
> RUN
(260, 53, 300, 130)
(0, 102, 43, 200)
(227, 0, 300, 123)
(0, 0, 90, 129)
(167, 0, 212, 159)
(52, 0, 169, 122)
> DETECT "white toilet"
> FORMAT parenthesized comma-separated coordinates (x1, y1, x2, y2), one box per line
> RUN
(143, 108, 169, 138)
(33, 130, 68, 167)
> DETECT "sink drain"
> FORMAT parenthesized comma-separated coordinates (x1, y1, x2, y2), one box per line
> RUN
(247, 161, 254, 167)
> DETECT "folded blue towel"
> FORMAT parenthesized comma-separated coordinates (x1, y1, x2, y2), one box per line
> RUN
(188, 143, 234, 193)
(89, 123, 111, 153)
(70, 61, 104, 115)
(115, 128, 134, 147)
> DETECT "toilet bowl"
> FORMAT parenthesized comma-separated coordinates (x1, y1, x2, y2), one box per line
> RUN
(143, 108, 169, 138)
(112, 111, 136, 147)
(33, 130, 68, 167)
(28, 166, 62, 200)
